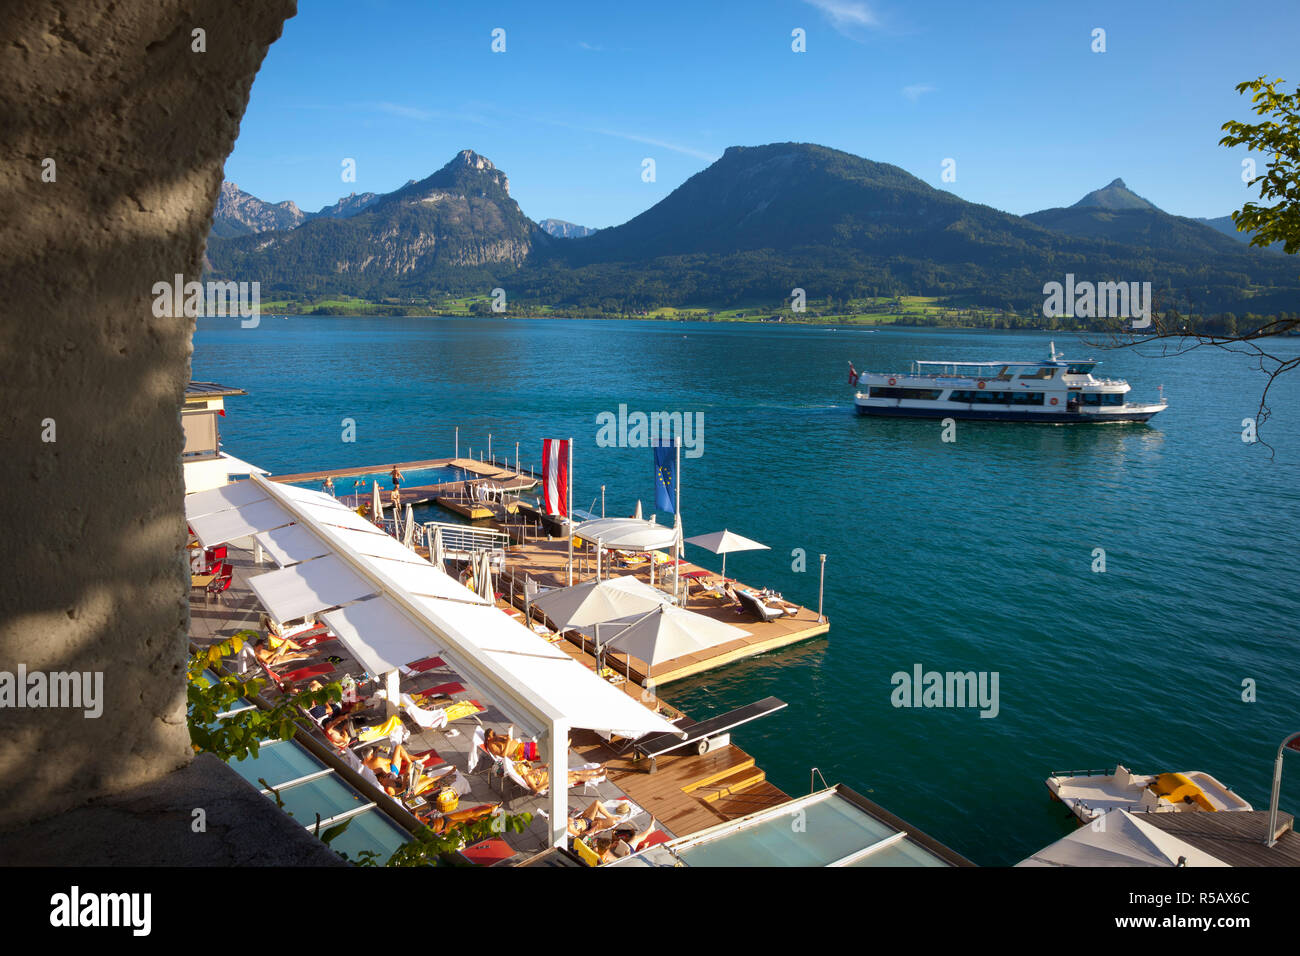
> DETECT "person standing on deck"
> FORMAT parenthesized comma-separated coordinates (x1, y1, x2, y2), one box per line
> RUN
(389, 465, 405, 515)
(323, 476, 335, 497)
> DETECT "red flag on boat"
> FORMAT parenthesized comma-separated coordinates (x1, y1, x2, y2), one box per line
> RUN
(542, 438, 569, 516)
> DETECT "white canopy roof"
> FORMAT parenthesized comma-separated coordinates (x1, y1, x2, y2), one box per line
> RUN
(189, 498, 293, 548)
(575, 517, 678, 550)
(228, 475, 680, 743)
(248, 554, 379, 624)
(215, 473, 683, 848)
(185, 479, 271, 520)
(300, 502, 389, 535)
(407, 598, 674, 738)
(321, 598, 446, 677)
(1017, 810, 1229, 867)
(254, 524, 331, 568)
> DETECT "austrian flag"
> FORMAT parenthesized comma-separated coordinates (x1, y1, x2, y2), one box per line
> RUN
(542, 438, 569, 516)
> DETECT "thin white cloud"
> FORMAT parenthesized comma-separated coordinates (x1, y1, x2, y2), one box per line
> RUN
(512, 111, 718, 161)
(577, 41, 604, 51)
(803, 0, 881, 37)
(588, 127, 718, 161)
(374, 102, 435, 121)
(368, 102, 492, 126)
(901, 84, 935, 102)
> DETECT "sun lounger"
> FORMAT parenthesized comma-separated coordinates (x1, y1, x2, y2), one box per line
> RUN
(736, 589, 784, 623)
(279, 662, 335, 685)
(420, 681, 465, 698)
(356, 714, 409, 745)
(634, 696, 787, 772)
(401, 656, 446, 675)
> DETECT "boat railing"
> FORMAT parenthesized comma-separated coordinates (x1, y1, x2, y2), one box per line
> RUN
(1049, 768, 1119, 778)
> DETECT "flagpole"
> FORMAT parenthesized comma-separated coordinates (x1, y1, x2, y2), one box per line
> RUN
(566, 437, 573, 587)
(674, 436, 681, 603)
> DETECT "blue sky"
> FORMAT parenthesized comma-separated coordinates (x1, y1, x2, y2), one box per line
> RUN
(225, 0, 1298, 228)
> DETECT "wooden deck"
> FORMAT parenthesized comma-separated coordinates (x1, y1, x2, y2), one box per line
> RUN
(1142, 811, 1300, 866)
(500, 537, 830, 686)
(272, 457, 538, 515)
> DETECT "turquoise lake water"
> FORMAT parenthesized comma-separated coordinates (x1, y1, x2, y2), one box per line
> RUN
(193, 315, 1300, 866)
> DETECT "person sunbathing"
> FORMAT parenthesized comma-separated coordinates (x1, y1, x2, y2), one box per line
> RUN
(253, 638, 314, 668)
(321, 702, 364, 748)
(515, 761, 606, 795)
(362, 743, 426, 779)
(298, 679, 340, 724)
(602, 819, 658, 862)
(567, 798, 621, 837)
(426, 802, 499, 835)
(484, 728, 539, 762)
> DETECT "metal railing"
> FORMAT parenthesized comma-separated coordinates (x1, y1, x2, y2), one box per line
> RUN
(421, 521, 509, 563)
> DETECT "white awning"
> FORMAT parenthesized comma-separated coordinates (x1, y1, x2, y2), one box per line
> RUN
(248, 554, 379, 624)
(300, 502, 389, 535)
(274, 483, 349, 509)
(253, 524, 331, 568)
(320, 598, 445, 677)
(330, 526, 431, 565)
(189, 498, 293, 548)
(236, 474, 683, 743)
(382, 559, 489, 604)
(184, 479, 271, 520)
(407, 598, 671, 739)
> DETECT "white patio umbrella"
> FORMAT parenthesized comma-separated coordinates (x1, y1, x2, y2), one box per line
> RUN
(1018, 810, 1228, 867)
(475, 549, 494, 602)
(372, 481, 383, 525)
(402, 504, 416, 550)
(684, 528, 770, 579)
(430, 524, 447, 570)
(633, 500, 643, 519)
(599, 603, 750, 681)
(531, 574, 671, 656)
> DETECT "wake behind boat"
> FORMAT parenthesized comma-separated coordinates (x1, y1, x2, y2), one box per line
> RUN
(848, 343, 1166, 424)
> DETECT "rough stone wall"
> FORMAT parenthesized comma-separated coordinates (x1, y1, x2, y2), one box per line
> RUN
(0, 1, 296, 829)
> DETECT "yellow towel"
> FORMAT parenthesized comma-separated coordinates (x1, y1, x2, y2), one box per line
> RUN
(357, 715, 405, 742)
(442, 699, 483, 722)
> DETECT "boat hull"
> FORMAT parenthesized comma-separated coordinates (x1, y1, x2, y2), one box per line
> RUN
(855, 403, 1160, 424)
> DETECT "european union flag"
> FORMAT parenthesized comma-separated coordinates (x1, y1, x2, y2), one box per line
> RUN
(654, 439, 677, 513)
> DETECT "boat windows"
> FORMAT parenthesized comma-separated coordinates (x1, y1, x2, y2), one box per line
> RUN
(949, 390, 1045, 405)
(1066, 363, 1096, 375)
(1082, 392, 1124, 406)
(1018, 366, 1056, 380)
(869, 387, 945, 400)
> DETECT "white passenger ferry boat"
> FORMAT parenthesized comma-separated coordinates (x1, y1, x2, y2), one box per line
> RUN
(849, 343, 1166, 423)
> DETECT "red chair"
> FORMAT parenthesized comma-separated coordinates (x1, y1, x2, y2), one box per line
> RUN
(206, 564, 233, 603)
(201, 545, 228, 574)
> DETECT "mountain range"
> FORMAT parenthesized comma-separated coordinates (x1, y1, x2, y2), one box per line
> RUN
(205, 144, 1297, 316)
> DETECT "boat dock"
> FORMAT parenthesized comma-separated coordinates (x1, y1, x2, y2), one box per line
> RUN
(273, 457, 539, 519)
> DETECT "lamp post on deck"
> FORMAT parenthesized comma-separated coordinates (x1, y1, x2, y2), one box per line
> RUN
(818, 553, 826, 624)
(1266, 731, 1300, 847)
